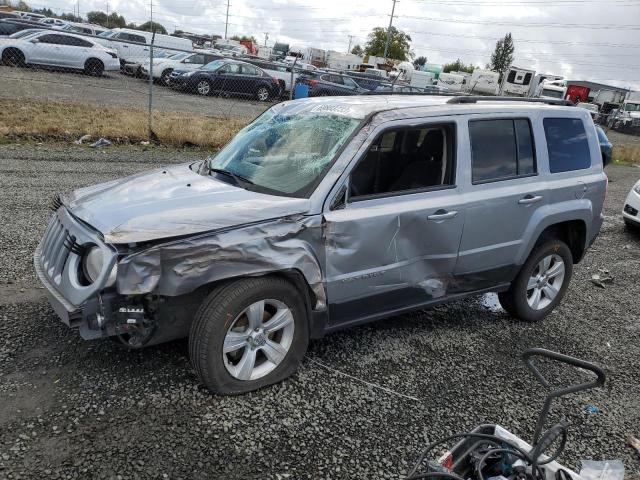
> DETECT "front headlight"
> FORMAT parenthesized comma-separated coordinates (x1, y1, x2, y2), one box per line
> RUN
(633, 182, 640, 194)
(82, 246, 117, 287)
(183, 71, 196, 77)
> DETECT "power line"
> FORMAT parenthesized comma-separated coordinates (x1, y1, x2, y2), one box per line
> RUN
(399, 14, 640, 30)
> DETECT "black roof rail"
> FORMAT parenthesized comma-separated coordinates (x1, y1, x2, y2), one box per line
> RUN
(447, 96, 574, 106)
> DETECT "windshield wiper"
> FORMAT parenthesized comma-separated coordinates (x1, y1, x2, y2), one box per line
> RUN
(209, 167, 254, 186)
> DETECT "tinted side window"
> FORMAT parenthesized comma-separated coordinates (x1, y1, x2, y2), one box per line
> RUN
(349, 124, 456, 199)
(184, 54, 204, 64)
(469, 119, 536, 183)
(544, 118, 591, 173)
(38, 34, 63, 44)
(60, 36, 93, 47)
(241, 65, 259, 76)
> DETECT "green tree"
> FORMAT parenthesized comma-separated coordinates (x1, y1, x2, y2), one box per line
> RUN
(350, 44, 363, 56)
(87, 10, 126, 28)
(413, 55, 427, 69)
(16, 1, 32, 11)
(138, 21, 167, 34)
(364, 26, 412, 61)
(442, 58, 475, 74)
(490, 33, 515, 78)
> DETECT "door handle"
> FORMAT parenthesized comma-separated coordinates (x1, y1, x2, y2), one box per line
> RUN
(427, 210, 458, 221)
(518, 195, 543, 205)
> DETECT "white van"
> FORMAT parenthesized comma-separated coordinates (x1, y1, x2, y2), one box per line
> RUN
(95, 28, 193, 63)
(60, 22, 108, 36)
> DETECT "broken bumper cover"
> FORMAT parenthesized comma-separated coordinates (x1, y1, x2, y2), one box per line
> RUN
(33, 208, 117, 329)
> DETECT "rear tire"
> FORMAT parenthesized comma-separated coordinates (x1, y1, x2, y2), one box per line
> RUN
(2, 48, 25, 67)
(499, 239, 573, 322)
(84, 58, 104, 76)
(160, 68, 173, 86)
(189, 277, 309, 395)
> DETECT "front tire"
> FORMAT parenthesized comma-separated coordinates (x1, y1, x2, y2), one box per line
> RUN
(84, 58, 104, 76)
(189, 277, 309, 395)
(499, 239, 573, 322)
(256, 86, 271, 101)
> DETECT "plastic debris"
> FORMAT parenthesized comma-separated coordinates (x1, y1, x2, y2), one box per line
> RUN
(140, 141, 150, 146)
(590, 269, 614, 288)
(579, 460, 624, 480)
(90, 138, 111, 148)
(584, 405, 600, 414)
(74, 134, 91, 145)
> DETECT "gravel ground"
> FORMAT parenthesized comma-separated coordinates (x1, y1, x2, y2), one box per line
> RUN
(0, 65, 271, 119)
(0, 142, 639, 480)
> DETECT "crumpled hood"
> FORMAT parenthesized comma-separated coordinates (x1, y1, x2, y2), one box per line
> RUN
(67, 163, 311, 244)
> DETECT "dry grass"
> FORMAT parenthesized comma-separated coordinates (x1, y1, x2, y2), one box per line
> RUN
(613, 145, 640, 165)
(0, 99, 249, 148)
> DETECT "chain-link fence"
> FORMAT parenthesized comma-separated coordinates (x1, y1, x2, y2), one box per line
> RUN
(1, 18, 638, 149)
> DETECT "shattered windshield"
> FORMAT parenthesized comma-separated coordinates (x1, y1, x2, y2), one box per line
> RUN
(207, 108, 361, 196)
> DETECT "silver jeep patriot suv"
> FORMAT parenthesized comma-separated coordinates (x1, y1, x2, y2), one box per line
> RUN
(35, 95, 606, 394)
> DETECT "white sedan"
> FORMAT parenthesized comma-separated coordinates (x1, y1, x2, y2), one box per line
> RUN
(623, 179, 640, 228)
(140, 51, 221, 85)
(0, 30, 119, 75)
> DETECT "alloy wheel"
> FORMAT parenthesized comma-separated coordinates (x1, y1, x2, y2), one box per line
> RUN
(222, 299, 295, 381)
(526, 254, 565, 310)
(257, 87, 269, 101)
(197, 80, 210, 95)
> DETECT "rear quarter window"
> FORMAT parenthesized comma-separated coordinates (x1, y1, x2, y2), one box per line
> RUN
(543, 118, 591, 173)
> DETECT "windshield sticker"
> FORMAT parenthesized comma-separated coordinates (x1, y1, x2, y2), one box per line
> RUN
(309, 104, 353, 116)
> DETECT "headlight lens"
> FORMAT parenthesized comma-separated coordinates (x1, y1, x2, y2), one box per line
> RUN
(183, 71, 196, 76)
(82, 246, 117, 287)
(633, 182, 640, 194)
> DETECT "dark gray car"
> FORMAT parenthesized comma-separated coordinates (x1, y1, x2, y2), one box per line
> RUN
(35, 96, 606, 394)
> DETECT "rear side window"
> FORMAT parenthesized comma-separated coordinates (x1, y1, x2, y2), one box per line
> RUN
(469, 119, 536, 183)
(544, 118, 591, 173)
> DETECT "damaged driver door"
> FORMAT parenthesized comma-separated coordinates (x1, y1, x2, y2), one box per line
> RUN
(323, 121, 465, 328)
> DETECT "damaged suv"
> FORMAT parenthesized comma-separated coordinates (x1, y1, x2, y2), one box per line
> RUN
(35, 95, 606, 394)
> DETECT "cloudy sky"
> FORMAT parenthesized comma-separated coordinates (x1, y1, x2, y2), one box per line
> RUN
(35, 0, 640, 90)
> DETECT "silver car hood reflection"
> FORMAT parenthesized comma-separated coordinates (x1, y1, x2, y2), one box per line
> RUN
(67, 163, 311, 244)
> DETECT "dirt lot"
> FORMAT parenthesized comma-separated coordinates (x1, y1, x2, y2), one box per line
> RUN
(0, 65, 271, 120)
(0, 142, 639, 480)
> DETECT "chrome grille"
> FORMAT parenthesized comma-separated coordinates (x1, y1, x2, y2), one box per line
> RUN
(39, 214, 71, 285)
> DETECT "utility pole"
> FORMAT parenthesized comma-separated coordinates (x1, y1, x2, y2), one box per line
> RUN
(347, 35, 355, 54)
(224, 0, 230, 39)
(106, 0, 109, 27)
(263, 32, 269, 47)
(383, 0, 398, 59)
